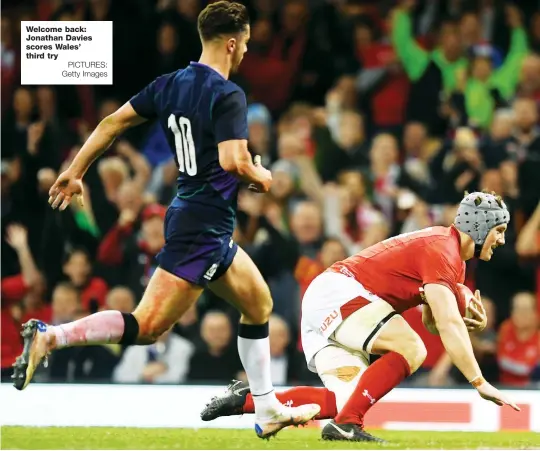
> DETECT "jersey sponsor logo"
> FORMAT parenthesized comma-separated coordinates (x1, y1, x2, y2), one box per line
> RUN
(203, 263, 218, 281)
(319, 310, 339, 334)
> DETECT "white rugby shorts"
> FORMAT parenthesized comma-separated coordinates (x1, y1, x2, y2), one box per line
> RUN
(301, 271, 398, 372)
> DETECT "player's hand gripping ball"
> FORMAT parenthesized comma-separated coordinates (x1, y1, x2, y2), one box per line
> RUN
(456, 283, 487, 332)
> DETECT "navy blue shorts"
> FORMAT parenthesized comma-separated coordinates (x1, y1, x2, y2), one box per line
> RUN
(156, 201, 238, 287)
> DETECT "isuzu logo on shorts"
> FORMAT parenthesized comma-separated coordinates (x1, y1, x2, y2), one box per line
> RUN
(320, 309, 339, 333)
(339, 266, 355, 278)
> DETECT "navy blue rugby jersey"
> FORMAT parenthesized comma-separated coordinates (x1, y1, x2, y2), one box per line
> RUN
(130, 62, 249, 234)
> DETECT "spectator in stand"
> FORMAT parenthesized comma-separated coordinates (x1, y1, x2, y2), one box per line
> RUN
(113, 329, 194, 384)
(295, 236, 348, 309)
(47, 283, 83, 381)
(511, 97, 540, 217)
(269, 314, 304, 385)
(369, 133, 400, 222)
(35, 86, 76, 166)
(509, 97, 540, 162)
(63, 248, 108, 313)
(96, 157, 130, 207)
(0, 224, 41, 381)
(94, 176, 143, 255)
(154, 22, 183, 76)
(354, 13, 410, 135)
(238, 4, 296, 113)
(398, 121, 439, 200)
(459, 11, 503, 68)
(38, 162, 101, 287)
(314, 80, 367, 182)
(449, 6, 528, 130)
(268, 158, 301, 229)
(333, 110, 369, 172)
(158, 0, 201, 71)
(247, 103, 274, 167)
(173, 302, 201, 344)
(516, 54, 540, 103)
(49, 283, 83, 325)
(480, 109, 515, 169)
(397, 195, 434, 236)
(103, 286, 135, 314)
(528, 12, 540, 54)
(391, 1, 467, 135)
(430, 127, 483, 204)
(21, 274, 51, 324)
(289, 201, 324, 260)
(516, 202, 540, 313)
(187, 311, 242, 383)
(497, 292, 540, 387)
(98, 203, 165, 300)
(1, 87, 35, 160)
(323, 172, 388, 254)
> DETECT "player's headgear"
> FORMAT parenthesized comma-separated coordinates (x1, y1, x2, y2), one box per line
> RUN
(454, 191, 510, 258)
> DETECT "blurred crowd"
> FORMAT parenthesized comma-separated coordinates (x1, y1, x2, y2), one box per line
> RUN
(1, 0, 540, 388)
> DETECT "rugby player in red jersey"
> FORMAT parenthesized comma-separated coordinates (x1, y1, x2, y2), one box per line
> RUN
(201, 191, 520, 442)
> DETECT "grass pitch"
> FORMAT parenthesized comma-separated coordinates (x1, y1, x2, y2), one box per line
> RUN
(2, 427, 539, 450)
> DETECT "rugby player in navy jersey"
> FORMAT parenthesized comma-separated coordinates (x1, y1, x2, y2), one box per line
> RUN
(12, 1, 320, 438)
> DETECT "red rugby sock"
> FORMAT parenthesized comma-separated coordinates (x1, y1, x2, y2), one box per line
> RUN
(243, 386, 337, 419)
(334, 352, 411, 425)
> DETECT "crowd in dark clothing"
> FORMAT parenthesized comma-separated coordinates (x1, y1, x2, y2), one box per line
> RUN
(1, 0, 539, 387)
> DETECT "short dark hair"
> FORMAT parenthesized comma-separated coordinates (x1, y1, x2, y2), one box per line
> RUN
(197, 1, 249, 42)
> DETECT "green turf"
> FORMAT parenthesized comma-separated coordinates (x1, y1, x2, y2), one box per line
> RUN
(1, 427, 539, 450)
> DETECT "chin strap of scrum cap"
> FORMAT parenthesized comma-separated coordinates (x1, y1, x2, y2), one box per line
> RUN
(453, 191, 510, 258)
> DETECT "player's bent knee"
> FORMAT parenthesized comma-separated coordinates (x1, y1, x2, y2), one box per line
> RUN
(402, 334, 427, 373)
(315, 345, 369, 412)
(242, 294, 273, 325)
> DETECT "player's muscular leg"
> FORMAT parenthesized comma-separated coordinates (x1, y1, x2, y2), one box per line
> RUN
(331, 310, 422, 428)
(209, 247, 272, 325)
(133, 268, 204, 344)
(369, 316, 427, 373)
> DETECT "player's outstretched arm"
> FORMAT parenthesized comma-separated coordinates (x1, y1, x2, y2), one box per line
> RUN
(69, 103, 147, 179)
(424, 284, 481, 381)
(218, 141, 272, 193)
(424, 284, 520, 411)
(49, 103, 147, 210)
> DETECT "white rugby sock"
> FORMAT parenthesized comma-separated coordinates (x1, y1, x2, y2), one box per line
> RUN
(237, 322, 279, 415)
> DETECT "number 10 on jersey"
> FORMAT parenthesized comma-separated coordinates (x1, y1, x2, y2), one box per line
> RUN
(168, 114, 197, 176)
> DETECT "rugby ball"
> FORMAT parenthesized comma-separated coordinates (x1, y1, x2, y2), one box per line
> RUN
(456, 283, 475, 319)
